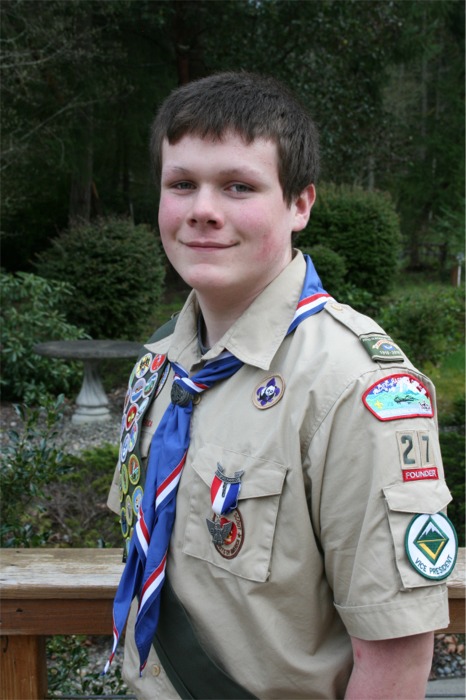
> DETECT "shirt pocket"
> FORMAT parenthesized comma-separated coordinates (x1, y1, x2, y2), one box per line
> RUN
(383, 480, 453, 589)
(182, 443, 287, 582)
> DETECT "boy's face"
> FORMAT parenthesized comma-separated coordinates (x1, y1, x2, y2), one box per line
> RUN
(158, 132, 314, 309)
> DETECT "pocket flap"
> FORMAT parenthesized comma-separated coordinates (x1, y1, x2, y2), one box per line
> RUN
(383, 480, 452, 514)
(191, 443, 287, 499)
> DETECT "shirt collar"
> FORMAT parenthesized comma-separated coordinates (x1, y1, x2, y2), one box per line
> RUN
(166, 251, 306, 371)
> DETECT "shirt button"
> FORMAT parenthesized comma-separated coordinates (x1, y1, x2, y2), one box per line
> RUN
(331, 303, 344, 311)
(151, 664, 161, 677)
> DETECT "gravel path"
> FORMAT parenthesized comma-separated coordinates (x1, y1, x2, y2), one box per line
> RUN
(0, 388, 125, 455)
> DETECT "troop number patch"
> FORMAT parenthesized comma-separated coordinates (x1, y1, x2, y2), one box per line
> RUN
(363, 374, 434, 421)
(405, 512, 458, 580)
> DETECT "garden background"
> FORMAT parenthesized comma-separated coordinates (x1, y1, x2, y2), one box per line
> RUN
(1, 0, 464, 696)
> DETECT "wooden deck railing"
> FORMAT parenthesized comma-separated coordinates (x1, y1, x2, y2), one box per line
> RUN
(0, 547, 464, 700)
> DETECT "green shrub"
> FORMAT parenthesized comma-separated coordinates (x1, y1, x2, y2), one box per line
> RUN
(301, 244, 347, 297)
(36, 216, 166, 341)
(377, 286, 465, 368)
(302, 243, 377, 313)
(297, 184, 401, 298)
(43, 443, 121, 548)
(0, 272, 87, 402)
(440, 395, 465, 550)
(0, 396, 67, 547)
(47, 634, 127, 696)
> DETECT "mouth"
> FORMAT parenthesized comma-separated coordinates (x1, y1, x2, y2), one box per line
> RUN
(183, 241, 236, 250)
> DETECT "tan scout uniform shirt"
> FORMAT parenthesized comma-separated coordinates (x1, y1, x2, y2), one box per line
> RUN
(108, 252, 451, 700)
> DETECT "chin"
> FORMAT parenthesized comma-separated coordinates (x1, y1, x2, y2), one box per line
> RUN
(181, 266, 235, 293)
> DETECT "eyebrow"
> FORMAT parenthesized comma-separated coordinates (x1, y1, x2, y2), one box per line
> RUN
(162, 165, 264, 180)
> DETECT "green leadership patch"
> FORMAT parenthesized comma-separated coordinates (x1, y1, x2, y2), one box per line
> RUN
(360, 333, 404, 363)
(405, 513, 457, 580)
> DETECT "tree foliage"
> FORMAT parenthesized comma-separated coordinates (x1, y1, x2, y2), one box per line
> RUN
(1, 0, 464, 275)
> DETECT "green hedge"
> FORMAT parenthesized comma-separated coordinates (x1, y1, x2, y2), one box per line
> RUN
(0, 273, 87, 402)
(297, 185, 401, 298)
(301, 244, 347, 297)
(36, 217, 166, 341)
(377, 286, 465, 368)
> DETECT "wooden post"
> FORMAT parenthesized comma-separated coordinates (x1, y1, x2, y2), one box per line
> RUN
(1, 635, 47, 700)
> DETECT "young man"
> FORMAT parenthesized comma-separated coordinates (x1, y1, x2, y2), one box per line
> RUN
(107, 72, 456, 699)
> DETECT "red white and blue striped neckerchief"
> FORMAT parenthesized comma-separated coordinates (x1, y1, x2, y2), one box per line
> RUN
(105, 254, 331, 675)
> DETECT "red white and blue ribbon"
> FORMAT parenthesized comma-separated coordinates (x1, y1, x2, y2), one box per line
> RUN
(210, 464, 244, 515)
(105, 254, 330, 675)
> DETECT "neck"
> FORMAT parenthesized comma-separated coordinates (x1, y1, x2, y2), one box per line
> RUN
(196, 290, 259, 347)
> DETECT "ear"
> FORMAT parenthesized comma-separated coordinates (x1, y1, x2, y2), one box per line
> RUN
(292, 185, 316, 232)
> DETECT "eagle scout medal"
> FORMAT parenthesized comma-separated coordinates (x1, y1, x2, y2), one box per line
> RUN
(252, 374, 285, 409)
(405, 513, 457, 580)
(362, 374, 434, 421)
(206, 464, 245, 556)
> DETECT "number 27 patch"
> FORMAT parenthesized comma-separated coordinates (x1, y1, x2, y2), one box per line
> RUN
(396, 431, 439, 482)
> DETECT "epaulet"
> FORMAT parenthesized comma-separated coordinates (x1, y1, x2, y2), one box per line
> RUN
(145, 311, 179, 345)
(145, 313, 179, 345)
(324, 301, 406, 364)
(134, 313, 179, 361)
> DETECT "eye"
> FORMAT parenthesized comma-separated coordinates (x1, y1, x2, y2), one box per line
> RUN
(172, 181, 195, 190)
(229, 183, 253, 194)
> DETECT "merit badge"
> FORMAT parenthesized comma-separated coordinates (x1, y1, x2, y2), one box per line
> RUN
(151, 353, 166, 372)
(136, 396, 149, 419)
(128, 422, 138, 452)
(125, 494, 133, 526)
(363, 374, 433, 421)
(120, 507, 129, 538)
(210, 463, 244, 515)
(253, 374, 285, 410)
(132, 485, 143, 517)
(360, 334, 404, 363)
(131, 378, 146, 403)
(125, 404, 138, 431)
(120, 434, 130, 464)
(206, 511, 244, 559)
(144, 372, 159, 397)
(128, 454, 141, 485)
(405, 513, 457, 580)
(135, 353, 152, 379)
(120, 463, 129, 495)
(156, 363, 170, 397)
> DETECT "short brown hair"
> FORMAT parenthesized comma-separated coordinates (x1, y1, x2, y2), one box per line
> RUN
(150, 71, 320, 205)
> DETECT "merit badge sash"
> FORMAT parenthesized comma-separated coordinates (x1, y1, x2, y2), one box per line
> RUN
(118, 351, 170, 560)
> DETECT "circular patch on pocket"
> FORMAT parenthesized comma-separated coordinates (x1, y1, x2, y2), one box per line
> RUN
(405, 512, 458, 580)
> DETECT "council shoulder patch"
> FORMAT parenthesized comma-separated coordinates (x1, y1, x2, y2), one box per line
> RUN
(362, 373, 434, 421)
(360, 333, 405, 362)
(405, 512, 457, 580)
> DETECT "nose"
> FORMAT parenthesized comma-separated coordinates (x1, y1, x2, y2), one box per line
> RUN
(188, 187, 224, 228)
